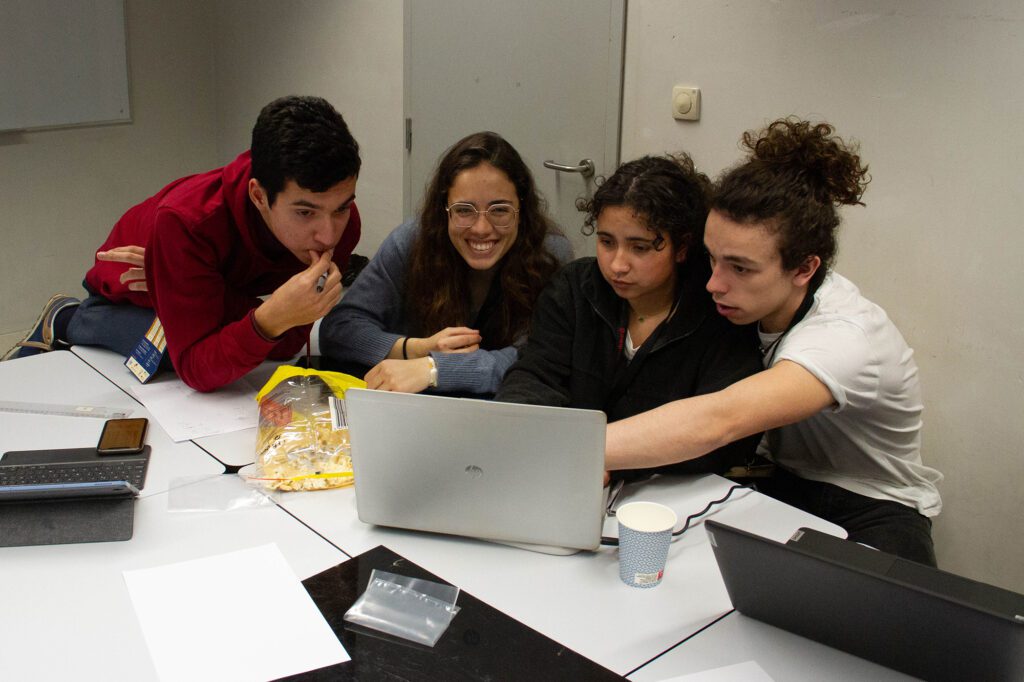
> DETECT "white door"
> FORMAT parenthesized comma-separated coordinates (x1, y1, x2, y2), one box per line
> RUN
(403, 0, 625, 257)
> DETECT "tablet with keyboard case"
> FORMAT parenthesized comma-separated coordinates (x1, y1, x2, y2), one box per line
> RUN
(0, 446, 149, 547)
(0, 445, 150, 490)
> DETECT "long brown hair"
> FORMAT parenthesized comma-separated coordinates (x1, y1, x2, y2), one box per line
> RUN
(404, 132, 561, 347)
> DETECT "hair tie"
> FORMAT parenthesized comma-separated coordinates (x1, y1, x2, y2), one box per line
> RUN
(402, 336, 410, 360)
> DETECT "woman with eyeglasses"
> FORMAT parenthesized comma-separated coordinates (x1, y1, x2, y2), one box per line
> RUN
(496, 154, 762, 476)
(319, 131, 573, 395)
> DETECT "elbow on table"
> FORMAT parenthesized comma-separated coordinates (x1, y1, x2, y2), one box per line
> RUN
(178, 370, 222, 394)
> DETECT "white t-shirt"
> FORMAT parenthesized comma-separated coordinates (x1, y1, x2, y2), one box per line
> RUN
(758, 272, 943, 516)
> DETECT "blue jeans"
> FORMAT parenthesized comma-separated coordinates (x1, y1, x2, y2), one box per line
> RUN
(66, 284, 160, 359)
(756, 466, 937, 567)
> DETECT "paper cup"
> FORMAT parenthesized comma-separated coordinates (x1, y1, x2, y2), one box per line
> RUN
(617, 501, 677, 588)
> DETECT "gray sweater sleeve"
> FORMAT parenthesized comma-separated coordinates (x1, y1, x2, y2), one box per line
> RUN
(319, 220, 418, 366)
(431, 346, 519, 395)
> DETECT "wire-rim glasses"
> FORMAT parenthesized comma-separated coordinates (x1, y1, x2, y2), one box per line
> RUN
(445, 202, 519, 229)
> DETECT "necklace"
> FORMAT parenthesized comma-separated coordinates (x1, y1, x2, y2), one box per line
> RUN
(634, 307, 669, 324)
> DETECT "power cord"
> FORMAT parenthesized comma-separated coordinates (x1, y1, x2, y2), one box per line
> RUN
(600, 483, 750, 546)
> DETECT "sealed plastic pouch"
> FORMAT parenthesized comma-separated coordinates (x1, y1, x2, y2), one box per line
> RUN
(343, 569, 461, 647)
(244, 367, 365, 491)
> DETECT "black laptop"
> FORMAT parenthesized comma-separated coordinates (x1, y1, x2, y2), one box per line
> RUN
(705, 520, 1024, 682)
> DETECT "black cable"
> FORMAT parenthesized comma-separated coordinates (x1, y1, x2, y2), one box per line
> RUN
(600, 483, 749, 546)
(671, 483, 748, 536)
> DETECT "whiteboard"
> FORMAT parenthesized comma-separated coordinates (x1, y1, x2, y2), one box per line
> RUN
(0, 0, 130, 132)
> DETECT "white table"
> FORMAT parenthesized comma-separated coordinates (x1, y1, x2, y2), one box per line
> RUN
(626, 610, 917, 681)
(70, 344, 155, 392)
(31, 348, 911, 680)
(72, 345, 276, 466)
(0, 487, 348, 682)
(270, 473, 846, 676)
(0, 352, 222, 494)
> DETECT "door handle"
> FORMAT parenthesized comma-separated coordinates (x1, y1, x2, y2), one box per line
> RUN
(543, 158, 595, 179)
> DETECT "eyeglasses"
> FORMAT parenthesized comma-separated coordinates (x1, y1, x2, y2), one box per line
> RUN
(445, 202, 519, 229)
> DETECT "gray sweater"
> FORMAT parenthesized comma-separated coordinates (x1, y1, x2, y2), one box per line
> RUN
(319, 219, 574, 395)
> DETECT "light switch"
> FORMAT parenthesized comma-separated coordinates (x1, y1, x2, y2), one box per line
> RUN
(672, 86, 700, 121)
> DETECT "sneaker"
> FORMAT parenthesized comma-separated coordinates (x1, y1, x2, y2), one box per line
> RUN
(1, 294, 80, 361)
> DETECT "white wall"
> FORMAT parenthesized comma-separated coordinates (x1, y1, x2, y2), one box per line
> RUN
(622, 0, 1024, 591)
(0, 0, 218, 336)
(210, 1, 405, 257)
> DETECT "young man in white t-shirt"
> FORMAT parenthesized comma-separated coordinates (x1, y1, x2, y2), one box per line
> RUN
(604, 119, 942, 565)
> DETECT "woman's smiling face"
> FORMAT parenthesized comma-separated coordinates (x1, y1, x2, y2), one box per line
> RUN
(446, 162, 519, 272)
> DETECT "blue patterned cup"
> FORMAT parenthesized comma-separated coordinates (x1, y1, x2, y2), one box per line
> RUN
(617, 501, 677, 588)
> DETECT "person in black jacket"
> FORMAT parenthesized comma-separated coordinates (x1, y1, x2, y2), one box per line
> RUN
(495, 154, 762, 477)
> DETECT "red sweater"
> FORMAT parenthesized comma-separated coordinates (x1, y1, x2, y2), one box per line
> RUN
(84, 151, 361, 392)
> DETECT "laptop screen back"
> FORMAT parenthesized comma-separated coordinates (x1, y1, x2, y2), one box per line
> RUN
(345, 389, 607, 551)
(706, 520, 1024, 682)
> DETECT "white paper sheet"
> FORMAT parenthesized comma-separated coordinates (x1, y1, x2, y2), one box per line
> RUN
(128, 364, 277, 442)
(123, 543, 349, 682)
(657, 660, 774, 682)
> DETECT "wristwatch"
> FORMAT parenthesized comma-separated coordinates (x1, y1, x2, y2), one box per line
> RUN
(426, 355, 439, 389)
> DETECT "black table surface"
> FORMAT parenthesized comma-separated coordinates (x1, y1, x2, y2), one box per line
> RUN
(281, 545, 625, 681)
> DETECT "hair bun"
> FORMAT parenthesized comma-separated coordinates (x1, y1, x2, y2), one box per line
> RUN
(742, 118, 870, 206)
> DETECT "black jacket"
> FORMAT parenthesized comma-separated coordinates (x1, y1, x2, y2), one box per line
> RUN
(496, 258, 762, 476)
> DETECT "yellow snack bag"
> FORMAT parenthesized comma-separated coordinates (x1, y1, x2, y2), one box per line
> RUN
(248, 367, 365, 491)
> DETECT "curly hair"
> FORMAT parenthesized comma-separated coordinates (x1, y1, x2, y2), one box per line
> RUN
(578, 153, 711, 258)
(403, 132, 561, 347)
(711, 117, 870, 288)
(250, 95, 361, 206)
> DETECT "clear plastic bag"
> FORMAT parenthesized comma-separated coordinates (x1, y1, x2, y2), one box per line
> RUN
(343, 570, 461, 647)
(167, 474, 279, 512)
(244, 367, 365, 492)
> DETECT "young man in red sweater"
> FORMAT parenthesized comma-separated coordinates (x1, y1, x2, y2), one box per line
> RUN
(4, 95, 361, 392)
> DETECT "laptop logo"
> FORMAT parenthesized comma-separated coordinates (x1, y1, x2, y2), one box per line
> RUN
(464, 465, 483, 478)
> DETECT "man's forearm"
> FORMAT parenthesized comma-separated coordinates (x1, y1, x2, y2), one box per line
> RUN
(605, 392, 743, 470)
(604, 362, 836, 471)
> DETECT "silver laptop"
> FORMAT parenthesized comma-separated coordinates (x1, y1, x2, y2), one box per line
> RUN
(345, 388, 607, 552)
